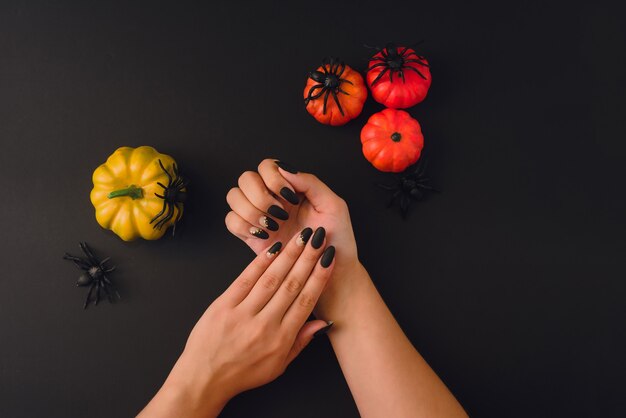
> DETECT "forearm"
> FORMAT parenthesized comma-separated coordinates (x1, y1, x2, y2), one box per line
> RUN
(137, 352, 229, 418)
(327, 264, 467, 418)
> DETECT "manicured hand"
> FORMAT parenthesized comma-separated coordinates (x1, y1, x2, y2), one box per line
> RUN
(138, 229, 336, 418)
(225, 159, 362, 319)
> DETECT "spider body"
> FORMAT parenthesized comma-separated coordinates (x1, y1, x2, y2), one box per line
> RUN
(63, 242, 119, 309)
(378, 158, 438, 218)
(151, 159, 188, 234)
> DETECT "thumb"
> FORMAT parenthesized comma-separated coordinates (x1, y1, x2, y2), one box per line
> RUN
(285, 320, 334, 365)
(277, 168, 341, 212)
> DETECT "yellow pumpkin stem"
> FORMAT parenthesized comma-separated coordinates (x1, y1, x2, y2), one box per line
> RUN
(107, 185, 144, 200)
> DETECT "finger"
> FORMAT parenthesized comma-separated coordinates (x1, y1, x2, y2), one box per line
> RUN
(238, 171, 289, 223)
(261, 227, 326, 317)
(226, 187, 280, 232)
(274, 165, 344, 213)
(258, 159, 300, 205)
(224, 210, 270, 241)
(239, 228, 308, 314)
(281, 246, 336, 330)
(222, 240, 284, 306)
(284, 320, 333, 365)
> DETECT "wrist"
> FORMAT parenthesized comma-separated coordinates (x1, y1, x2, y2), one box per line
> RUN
(146, 352, 231, 418)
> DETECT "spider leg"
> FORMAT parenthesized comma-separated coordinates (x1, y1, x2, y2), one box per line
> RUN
(367, 62, 388, 71)
(158, 159, 173, 183)
(83, 282, 96, 309)
(400, 194, 410, 218)
(150, 198, 168, 225)
(381, 48, 388, 59)
(404, 65, 427, 80)
(63, 254, 91, 270)
(337, 62, 346, 77)
(339, 78, 354, 86)
(305, 84, 324, 104)
(101, 280, 114, 303)
(389, 68, 395, 82)
(79, 242, 99, 266)
(103, 276, 121, 299)
(155, 203, 174, 230)
(377, 183, 399, 191)
(388, 190, 401, 207)
(157, 182, 167, 190)
(399, 71, 405, 83)
(338, 87, 350, 95)
(154, 193, 165, 199)
(173, 163, 179, 177)
(369, 56, 387, 63)
(369, 67, 389, 86)
(94, 281, 101, 306)
(404, 59, 430, 67)
(331, 90, 345, 116)
(322, 89, 330, 114)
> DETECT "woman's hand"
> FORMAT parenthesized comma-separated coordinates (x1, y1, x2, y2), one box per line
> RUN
(225, 159, 362, 319)
(138, 229, 336, 418)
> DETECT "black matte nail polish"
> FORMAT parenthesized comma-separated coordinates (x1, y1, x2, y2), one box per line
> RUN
(320, 245, 335, 268)
(296, 227, 313, 246)
(259, 216, 279, 231)
(267, 205, 289, 221)
(275, 160, 298, 174)
(280, 187, 300, 205)
(249, 227, 269, 240)
(311, 227, 326, 249)
(266, 241, 282, 257)
(314, 321, 334, 338)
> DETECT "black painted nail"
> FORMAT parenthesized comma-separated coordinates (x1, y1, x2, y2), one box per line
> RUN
(249, 227, 269, 240)
(320, 245, 335, 268)
(296, 227, 313, 246)
(275, 160, 298, 174)
(267, 205, 289, 221)
(259, 216, 279, 231)
(280, 187, 300, 205)
(266, 241, 282, 258)
(311, 227, 326, 249)
(314, 321, 334, 338)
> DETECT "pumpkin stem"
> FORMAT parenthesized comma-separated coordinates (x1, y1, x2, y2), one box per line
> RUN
(391, 132, 402, 142)
(107, 185, 144, 200)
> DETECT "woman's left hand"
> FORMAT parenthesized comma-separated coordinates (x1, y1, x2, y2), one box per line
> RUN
(138, 228, 336, 418)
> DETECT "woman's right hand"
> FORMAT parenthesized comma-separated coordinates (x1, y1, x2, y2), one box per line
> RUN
(225, 159, 364, 320)
(138, 228, 336, 418)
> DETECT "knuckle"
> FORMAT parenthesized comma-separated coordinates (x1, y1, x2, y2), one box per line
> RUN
(261, 272, 282, 290)
(284, 244, 302, 260)
(284, 278, 303, 294)
(237, 276, 255, 291)
(301, 249, 321, 263)
(238, 170, 256, 186)
(297, 292, 317, 309)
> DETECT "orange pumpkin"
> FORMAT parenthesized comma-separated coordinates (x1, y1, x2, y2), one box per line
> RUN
(360, 109, 424, 172)
(303, 57, 367, 126)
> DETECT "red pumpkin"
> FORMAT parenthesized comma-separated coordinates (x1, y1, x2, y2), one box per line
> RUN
(360, 109, 424, 172)
(304, 57, 368, 126)
(366, 43, 431, 109)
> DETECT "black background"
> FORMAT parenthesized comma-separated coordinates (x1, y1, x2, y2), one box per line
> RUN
(1, 1, 625, 417)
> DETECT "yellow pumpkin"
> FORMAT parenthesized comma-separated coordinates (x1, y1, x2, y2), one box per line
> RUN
(90, 146, 186, 241)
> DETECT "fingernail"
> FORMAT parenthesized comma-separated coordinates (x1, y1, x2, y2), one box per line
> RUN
(280, 187, 300, 205)
(249, 227, 269, 240)
(320, 246, 335, 268)
(267, 205, 289, 221)
(314, 321, 334, 338)
(275, 160, 298, 174)
(296, 227, 313, 246)
(266, 241, 282, 258)
(259, 216, 279, 231)
(311, 226, 326, 249)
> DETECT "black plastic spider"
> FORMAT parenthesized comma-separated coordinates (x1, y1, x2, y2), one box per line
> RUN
(304, 57, 353, 116)
(377, 158, 439, 219)
(63, 242, 120, 309)
(367, 41, 430, 85)
(150, 159, 188, 235)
